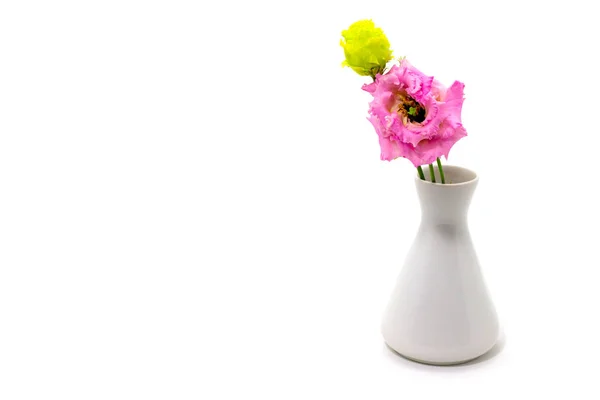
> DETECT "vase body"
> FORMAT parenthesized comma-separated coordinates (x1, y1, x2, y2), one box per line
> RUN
(382, 166, 499, 365)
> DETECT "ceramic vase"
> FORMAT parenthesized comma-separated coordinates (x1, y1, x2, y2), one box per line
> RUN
(382, 165, 499, 365)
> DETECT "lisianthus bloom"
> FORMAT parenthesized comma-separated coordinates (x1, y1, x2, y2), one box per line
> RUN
(362, 59, 467, 167)
(340, 20, 392, 78)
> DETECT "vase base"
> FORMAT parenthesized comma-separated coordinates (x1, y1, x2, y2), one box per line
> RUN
(385, 342, 496, 366)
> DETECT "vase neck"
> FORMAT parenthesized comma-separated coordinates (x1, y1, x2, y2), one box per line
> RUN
(415, 178, 477, 225)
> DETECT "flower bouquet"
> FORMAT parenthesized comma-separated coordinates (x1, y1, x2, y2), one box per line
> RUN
(341, 20, 499, 365)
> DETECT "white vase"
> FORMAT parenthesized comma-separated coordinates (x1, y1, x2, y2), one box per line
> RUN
(382, 165, 499, 365)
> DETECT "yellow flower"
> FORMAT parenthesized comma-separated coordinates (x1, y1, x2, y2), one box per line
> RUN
(340, 20, 393, 78)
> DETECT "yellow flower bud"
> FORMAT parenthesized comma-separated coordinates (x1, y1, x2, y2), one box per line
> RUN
(340, 20, 393, 78)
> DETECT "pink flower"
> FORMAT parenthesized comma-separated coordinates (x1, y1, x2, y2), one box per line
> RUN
(362, 60, 467, 167)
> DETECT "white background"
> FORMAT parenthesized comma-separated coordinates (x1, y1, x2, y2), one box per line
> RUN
(1, 0, 599, 398)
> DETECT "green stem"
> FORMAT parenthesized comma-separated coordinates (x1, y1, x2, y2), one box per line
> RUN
(416, 166, 425, 180)
(429, 164, 436, 183)
(436, 157, 446, 184)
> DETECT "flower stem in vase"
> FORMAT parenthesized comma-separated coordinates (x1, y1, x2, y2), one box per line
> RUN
(436, 157, 446, 184)
(429, 164, 436, 183)
(417, 166, 425, 180)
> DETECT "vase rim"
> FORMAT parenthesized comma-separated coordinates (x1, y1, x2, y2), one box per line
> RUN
(415, 165, 478, 186)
